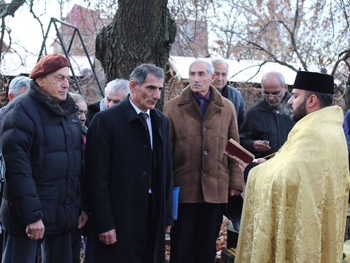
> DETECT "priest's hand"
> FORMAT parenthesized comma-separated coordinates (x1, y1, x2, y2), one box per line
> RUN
(99, 229, 117, 245)
(255, 158, 267, 164)
(231, 156, 249, 172)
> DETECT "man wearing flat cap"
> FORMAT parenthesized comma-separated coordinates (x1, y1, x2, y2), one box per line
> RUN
(0, 53, 87, 263)
(232, 71, 350, 262)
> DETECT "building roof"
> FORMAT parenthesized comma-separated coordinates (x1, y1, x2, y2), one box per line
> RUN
(1, 52, 331, 86)
(169, 56, 325, 85)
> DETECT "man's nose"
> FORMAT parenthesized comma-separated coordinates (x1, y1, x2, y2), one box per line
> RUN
(193, 74, 201, 82)
(267, 93, 275, 99)
(62, 80, 69, 89)
(153, 89, 161, 100)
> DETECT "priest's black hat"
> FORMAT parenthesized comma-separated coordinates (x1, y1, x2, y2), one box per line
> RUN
(293, 71, 334, 94)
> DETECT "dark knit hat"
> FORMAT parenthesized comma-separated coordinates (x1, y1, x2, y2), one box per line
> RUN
(293, 71, 334, 94)
(30, 54, 70, 79)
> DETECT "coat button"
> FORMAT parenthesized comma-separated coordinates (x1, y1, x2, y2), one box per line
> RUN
(203, 172, 208, 177)
(143, 145, 148, 150)
(139, 199, 145, 203)
(142, 172, 147, 176)
(203, 127, 207, 132)
(203, 150, 208, 156)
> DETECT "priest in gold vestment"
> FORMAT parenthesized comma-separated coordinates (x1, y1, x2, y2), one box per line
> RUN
(235, 71, 350, 263)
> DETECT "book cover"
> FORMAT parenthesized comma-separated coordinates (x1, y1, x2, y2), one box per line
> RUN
(172, 186, 180, 220)
(224, 138, 255, 163)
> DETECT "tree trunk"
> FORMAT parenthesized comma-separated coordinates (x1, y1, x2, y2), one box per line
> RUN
(96, 0, 176, 110)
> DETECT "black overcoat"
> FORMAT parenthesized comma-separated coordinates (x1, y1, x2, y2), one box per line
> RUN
(85, 96, 173, 263)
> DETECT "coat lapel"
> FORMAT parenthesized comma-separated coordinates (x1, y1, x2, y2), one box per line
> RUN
(120, 95, 141, 124)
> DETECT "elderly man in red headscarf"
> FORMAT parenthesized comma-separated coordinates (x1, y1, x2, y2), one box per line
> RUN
(233, 71, 350, 263)
(0, 54, 87, 263)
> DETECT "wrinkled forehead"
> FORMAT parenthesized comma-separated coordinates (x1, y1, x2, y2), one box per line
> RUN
(262, 77, 284, 92)
(189, 61, 209, 74)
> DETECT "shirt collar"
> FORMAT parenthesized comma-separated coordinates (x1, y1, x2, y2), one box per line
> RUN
(191, 88, 211, 101)
(129, 97, 150, 116)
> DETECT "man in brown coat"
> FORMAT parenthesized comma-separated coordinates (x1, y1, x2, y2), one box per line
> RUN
(164, 59, 243, 263)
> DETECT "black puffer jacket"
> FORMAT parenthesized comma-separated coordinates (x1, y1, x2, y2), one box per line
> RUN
(0, 81, 83, 235)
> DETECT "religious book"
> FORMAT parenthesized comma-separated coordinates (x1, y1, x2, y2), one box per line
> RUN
(224, 138, 255, 163)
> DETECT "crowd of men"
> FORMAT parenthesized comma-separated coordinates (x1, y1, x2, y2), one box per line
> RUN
(0, 53, 348, 263)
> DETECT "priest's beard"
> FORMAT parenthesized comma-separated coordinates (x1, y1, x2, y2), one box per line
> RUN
(291, 98, 307, 122)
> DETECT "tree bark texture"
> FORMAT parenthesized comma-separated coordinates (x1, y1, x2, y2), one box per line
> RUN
(96, 0, 176, 82)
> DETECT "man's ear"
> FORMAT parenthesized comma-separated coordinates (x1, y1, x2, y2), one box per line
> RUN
(307, 94, 318, 108)
(8, 93, 14, 102)
(35, 77, 45, 88)
(129, 80, 137, 93)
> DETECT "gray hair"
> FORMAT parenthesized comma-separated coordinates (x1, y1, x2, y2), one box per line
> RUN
(9, 76, 30, 97)
(211, 57, 229, 69)
(104, 78, 130, 96)
(189, 59, 214, 76)
(261, 71, 286, 89)
(130, 64, 165, 85)
(69, 92, 86, 104)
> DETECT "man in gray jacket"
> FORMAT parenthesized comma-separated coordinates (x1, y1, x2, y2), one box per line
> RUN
(211, 58, 245, 129)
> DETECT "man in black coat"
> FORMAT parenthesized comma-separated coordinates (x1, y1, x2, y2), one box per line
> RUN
(239, 71, 295, 158)
(85, 64, 173, 263)
(0, 54, 86, 263)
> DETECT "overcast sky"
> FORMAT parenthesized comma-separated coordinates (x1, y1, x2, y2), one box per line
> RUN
(4, 0, 89, 55)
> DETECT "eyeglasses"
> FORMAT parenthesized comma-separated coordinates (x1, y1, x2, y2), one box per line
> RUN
(262, 90, 282, 98)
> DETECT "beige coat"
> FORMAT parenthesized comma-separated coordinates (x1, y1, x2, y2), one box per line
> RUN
(164, 85, 243, 203)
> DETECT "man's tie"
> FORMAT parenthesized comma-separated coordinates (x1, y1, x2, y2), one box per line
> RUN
(198, 98, 206, 114)
(139, 112, 149, 132)
(139, 112, 152, 191)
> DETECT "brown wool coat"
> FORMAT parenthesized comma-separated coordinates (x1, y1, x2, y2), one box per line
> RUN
(164, 85, 243, 203)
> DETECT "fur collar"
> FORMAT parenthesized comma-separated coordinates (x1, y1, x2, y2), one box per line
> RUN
(30, 80, 78, 117)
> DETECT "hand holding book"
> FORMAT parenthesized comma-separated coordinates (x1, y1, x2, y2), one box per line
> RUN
(224, 139, 255, 163)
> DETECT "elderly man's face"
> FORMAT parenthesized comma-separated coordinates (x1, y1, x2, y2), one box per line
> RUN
(76, 100, 87, 126)
(212, 63, 228, 90)
(130, 74, 163, 112)
(189, 61, 214, 97)
(261, 75, 287, 107)
(105, 89, 127, 109)
(37, 67, 70, 102)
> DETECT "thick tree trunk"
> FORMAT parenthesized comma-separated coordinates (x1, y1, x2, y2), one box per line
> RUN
(96, 0, 176, 109)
